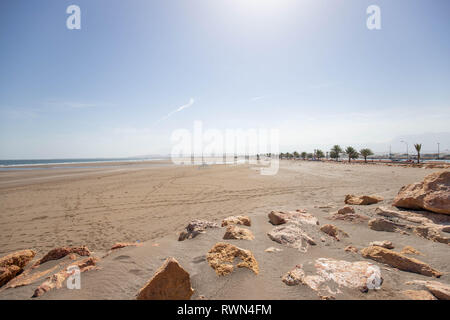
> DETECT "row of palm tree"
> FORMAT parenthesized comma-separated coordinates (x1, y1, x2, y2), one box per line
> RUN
(279, 143, 424, 163)
(279, 146, 375, 163)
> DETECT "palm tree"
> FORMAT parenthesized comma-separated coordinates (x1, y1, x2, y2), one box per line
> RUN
(315, 149, 325, 160)
(359, 148, 374, 163)
(293, 151, 300, 159)
(301, 152, 307, 160)
(285, 152, 292, 159)
(330, 145, 342, 161)
(414, 144, 422, 163)
(345, 146, 359, 163)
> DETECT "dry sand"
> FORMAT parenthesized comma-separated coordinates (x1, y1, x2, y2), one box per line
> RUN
(0, 160, 449, 299)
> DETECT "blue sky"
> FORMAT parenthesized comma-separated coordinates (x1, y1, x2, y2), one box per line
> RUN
(1, 0, 449, 158)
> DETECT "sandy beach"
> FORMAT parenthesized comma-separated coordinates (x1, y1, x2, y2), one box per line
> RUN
(0, 160, 449, 300)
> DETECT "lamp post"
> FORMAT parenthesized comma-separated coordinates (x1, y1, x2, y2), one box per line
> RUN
(437, 142, 440, 160)
(400, 140, 409, 161)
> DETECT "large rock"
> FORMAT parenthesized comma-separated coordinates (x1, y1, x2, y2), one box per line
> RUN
(282, 258, 382, 294)
(361, 246, 442, 277)
(320, 224, 349, 241)
(0, 249, 36, 269)
(0, 265, 22, 287)
(34, 246, 90, 266)
(136, 257, 194, 300)
(267, 223, 316, 252)
(207, 242, 259, 276)
(178, 219, 219, 241)
(392, 171, 450, 215)
(223, 225, 254, 240)
(0, 249, 36, 287)
(221, 216, 251, 227)
(345, 194, 383, 205)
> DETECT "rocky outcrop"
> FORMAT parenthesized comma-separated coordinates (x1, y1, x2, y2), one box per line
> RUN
(345, 194, 383, 205)
(369, 240, 394, 249)
(392, 171, 450, 215)
(32, 257, 98, 298)
(207, 242, 259, 276)
(0, 249, 36, 287)
(268, 210, 318, 226)
(401, 290, 437, 300)
(268, 223, 316, 252)
(320, 224, 349, 241)
(282, 258, 382, 295)
(34, 246, 90, 266)
(136, 257, 194, 300)
(178, 219, 219, 241)
(361, 246, 442, 277)
(413, 226, 450, 244)
(221, 216, 251, 227)
(223, 225, 254, 240)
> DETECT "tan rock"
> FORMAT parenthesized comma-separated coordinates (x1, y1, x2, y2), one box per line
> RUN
(368, 218, 406, 233)
(345, 194, 383, 205)
(402, 290, 437, 300)
(207, 242, 259, 276)
(178, 219, 219, 241)
(34, 246, 90, 266)
(136, 257, 194, 300)
(32, 257, 98, 298)
(268, 210, 318, 226)
(406, 280, 450, 300)
(268, 223, 316, 252)
(110, 242, 142, 250)
(392, 171, 450, 214)
(344, 245, 358, 253)
(221, 215, 251, 227)
(369, 240, 394, 249)
(0, 265, 22, 287)
(413, 226, 450, 244)
(320, 224, 349, 241)
(0, 249, 36, 269)
(425, 281, 450, 300)
(360, 246, 442, 277)
(337, 206, 355, 214)
(281, 265, 305, 286)
(401, 246, 423, 256)
(223, 225, 254, 240)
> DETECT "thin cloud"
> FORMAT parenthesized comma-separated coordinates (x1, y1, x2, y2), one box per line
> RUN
(251, 96, 265, 101)
(156, 98, 194, 123)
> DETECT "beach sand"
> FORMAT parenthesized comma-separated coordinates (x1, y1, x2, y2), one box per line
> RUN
(0, 160, 449, 299)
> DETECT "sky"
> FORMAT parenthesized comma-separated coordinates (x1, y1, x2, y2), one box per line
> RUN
(0, 0, 449, 159)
